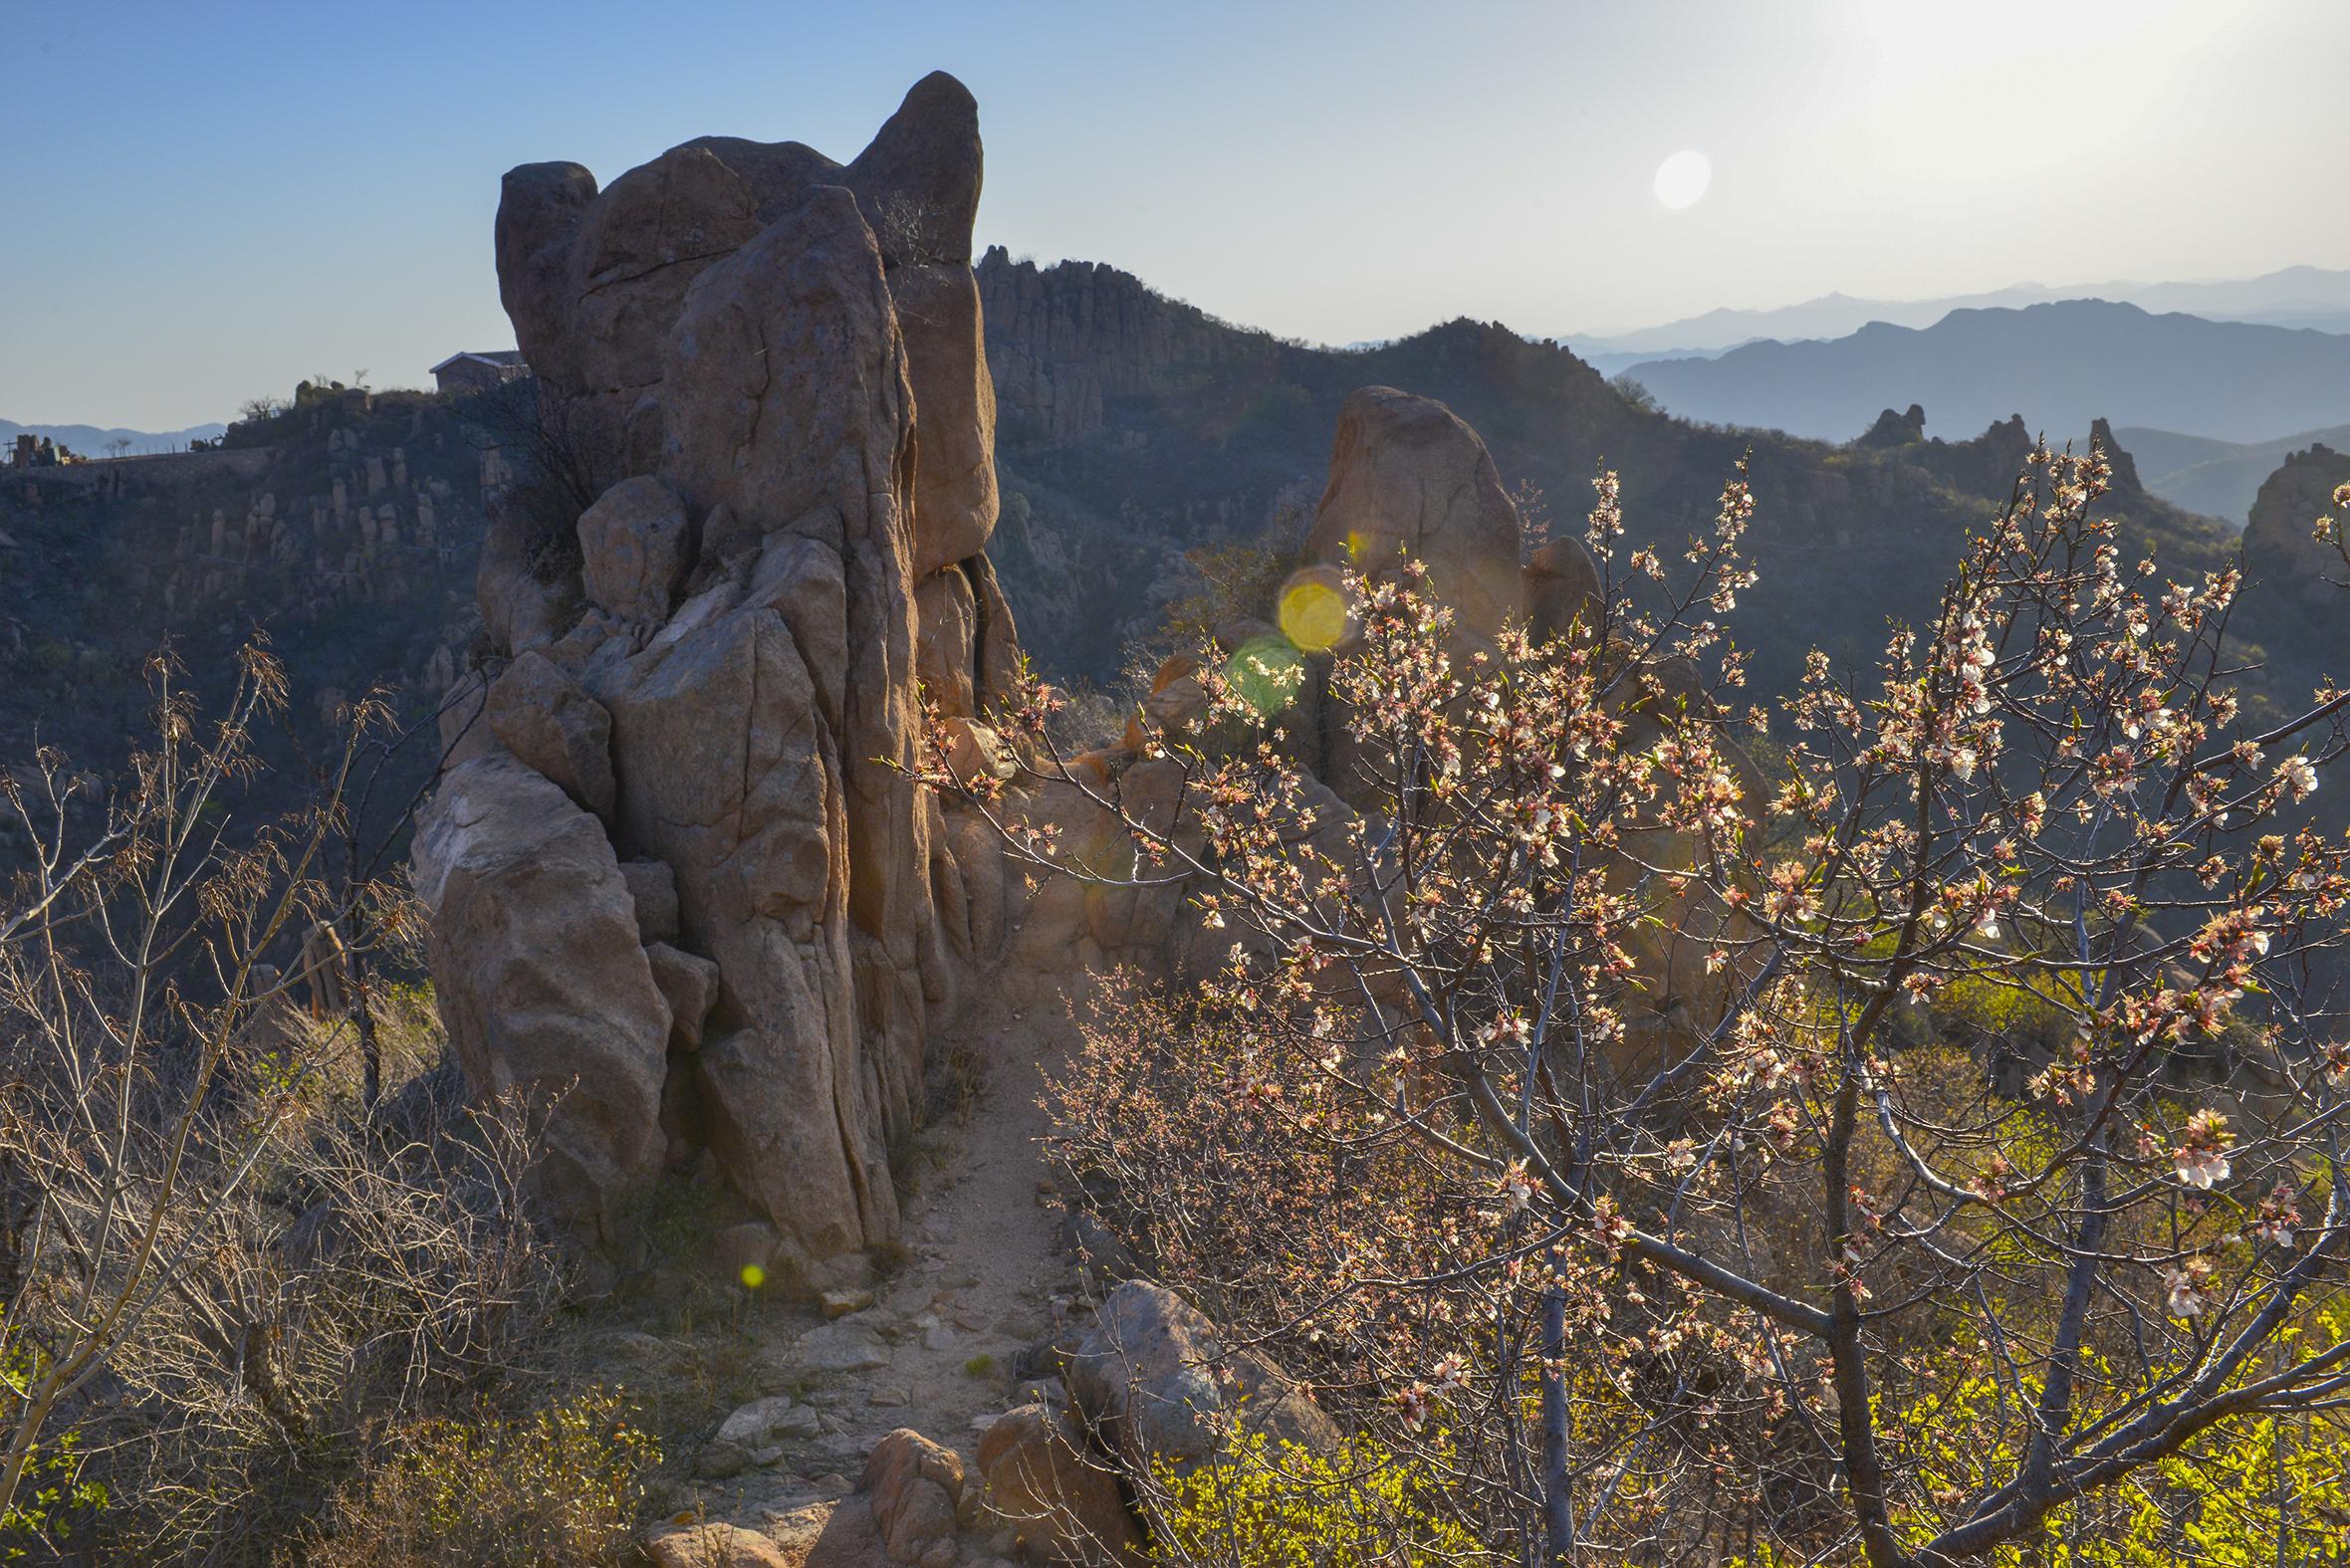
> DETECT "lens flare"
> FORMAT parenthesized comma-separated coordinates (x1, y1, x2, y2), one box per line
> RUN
(1225, 635, 1305, 717)
(1278, 569, 1351, 653)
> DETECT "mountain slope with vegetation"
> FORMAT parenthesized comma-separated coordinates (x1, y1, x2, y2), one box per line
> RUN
(980, 252, 2267, 705)
(0, 386, 495, 866)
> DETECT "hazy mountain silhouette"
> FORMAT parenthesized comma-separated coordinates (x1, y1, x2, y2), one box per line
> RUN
(2118, 420, 2350, 523)
(1, 417, 228, 456)
(976, 250, 2259, 702)
(1566, 264, 2350, 359)
(1621, 302, 2350, 445)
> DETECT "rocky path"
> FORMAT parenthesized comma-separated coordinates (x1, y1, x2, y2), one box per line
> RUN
(641, 994, 1095, 1566)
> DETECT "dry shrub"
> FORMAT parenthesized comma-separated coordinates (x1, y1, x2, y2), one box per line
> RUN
(75, 1068, 568, 1564)
(298, 1387, 657, 1568)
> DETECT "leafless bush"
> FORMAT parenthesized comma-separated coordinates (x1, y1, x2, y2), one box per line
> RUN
(0, 650, 567, 1562)
(87, 1077, 564, 1563)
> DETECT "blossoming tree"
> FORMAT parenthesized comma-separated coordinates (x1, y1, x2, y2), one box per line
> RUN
(934, 448, 2350, 1565)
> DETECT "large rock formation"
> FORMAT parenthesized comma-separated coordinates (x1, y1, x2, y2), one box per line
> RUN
(1304, 385, 1525, 638)
(2244, 442, 2350, 612)
(417, 75, 1018, 1278)
(415, 69, 1756, 1284)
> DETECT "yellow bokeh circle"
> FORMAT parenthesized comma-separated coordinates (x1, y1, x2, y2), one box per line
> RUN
(1278, 571, 1351, 653)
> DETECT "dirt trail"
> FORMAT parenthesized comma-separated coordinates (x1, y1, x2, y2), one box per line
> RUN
(670, 991, 1092, 1549)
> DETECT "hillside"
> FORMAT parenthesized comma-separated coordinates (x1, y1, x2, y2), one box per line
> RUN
(979, 251, 2255, 703)
(2117, 420, 2350, 523)
(0, 389, 496, 864)
(1623, 301, 2350, 444)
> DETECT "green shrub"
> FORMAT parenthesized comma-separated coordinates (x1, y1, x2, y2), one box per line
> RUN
(301, 1388, 657, 1568)
(1150, 1432, 1486, 1567)
(0, 1423, 106, 1560)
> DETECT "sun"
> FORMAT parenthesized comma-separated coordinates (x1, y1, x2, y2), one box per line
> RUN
(1652, 149, 1712, 211)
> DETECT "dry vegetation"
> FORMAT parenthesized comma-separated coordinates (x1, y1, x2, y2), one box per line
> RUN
(0, 654, 652, 1564)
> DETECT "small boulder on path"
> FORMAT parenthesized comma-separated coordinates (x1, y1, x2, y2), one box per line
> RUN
(979, 1401, 1144, 1566)
(644, 1521, 792, 1568)
(864, 1429, 973, 1567)
(1066, 1280, 1338, 1480)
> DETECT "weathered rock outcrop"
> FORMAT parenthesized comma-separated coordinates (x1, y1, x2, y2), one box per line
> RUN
(496, 71, 985, 476)
(979, 1401, 1146, 1566)
(978, 247, 1280, 449)
(864, 1429, 977, 1567)
(2244, 443, 2350, 612)
(422, 67, 1753, 1285)
(1305, 384, 1526, 638)
(420, 75, 1019, 1276)
(577, 475, 690, 624)
(410, 755, 670, 1248)
(483, 649, 616, 820)
(1066, 1280, 1338, 1481)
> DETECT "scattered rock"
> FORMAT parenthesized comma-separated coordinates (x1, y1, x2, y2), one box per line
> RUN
(717, 1395, 822, 1449)
(1061, 1210, 1140, 1296)
(695, 1443, 748, 1481)
(700, 1401, 822, 1475)
(822, 1287, 877, 1318)
(979, 1401, 1145, 1566)
(864, 1429, 971, 1567)
(644, 1521, 792, 1568)
(798, 1320, 891, 1373)
(1067, 1280, 1338, 1481)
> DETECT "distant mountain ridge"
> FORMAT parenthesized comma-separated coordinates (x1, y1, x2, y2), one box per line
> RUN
(1620, 301, 2350, 446)
(1566, 264, 2350, 361)
(2117, 421, 2350, 524)
(974, 249, 2255, 703)
(1, 416, 228, 456)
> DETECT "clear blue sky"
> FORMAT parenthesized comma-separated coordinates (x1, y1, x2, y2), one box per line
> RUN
(5, 0, 2346, 429)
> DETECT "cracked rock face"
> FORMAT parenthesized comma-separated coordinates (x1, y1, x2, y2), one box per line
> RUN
(495, 68, 989, 509)
(420, 74, 1019, 1275)
(411, 754, 670, 1250)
